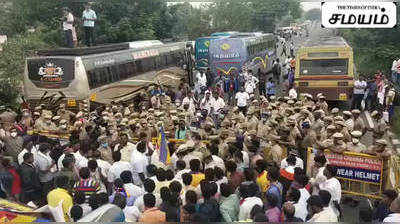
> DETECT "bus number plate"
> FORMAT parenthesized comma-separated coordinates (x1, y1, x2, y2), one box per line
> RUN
(339, 93, 347, 101)
(67, 99, 76, 107)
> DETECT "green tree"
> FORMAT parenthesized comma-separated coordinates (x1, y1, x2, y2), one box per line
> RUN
(304, 8, 321, 21)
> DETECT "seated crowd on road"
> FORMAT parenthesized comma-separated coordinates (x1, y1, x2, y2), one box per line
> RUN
(0, 60, 399, 222)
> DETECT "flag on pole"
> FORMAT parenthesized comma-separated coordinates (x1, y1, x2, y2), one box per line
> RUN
(158, 126, 171, 165)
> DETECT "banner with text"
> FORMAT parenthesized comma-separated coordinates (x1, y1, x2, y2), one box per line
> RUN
(325, 152, 383, 184)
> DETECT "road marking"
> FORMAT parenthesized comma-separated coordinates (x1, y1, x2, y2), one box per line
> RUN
(364, 110, 374, 129)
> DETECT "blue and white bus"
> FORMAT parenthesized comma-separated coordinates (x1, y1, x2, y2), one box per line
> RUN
(208, 34, 276, 78)
(194, 36, 221, 70)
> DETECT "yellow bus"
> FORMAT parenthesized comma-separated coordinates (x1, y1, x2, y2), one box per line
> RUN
(295, 36, 355, 101)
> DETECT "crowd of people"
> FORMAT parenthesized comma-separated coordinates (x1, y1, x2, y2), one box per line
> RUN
(0, 28, 399, 222)
(0, 65, 398, 222)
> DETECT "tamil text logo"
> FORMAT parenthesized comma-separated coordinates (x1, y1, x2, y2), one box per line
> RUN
(321, 2, 396, 28)
(38, 62, 63, 82)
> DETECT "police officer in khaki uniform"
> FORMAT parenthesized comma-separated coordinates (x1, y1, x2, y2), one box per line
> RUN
(346, 130, 366, 153)
(329, 132, 347, 153)
(352, 109, 366, 134)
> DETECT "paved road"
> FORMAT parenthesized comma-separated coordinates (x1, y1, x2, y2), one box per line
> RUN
(275, 22, 379, 222)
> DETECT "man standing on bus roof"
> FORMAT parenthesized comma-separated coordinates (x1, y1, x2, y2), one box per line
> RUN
(351, 76, 366, 110)
(62, 7, 74, 48)
(82, 3, 97, 47)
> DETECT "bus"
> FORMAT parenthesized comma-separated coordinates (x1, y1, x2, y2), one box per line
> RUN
(23, 41, 191, 107)
(194, 36, 221, 70)
(208, 34, 276, 78)
(294, 36, 355, 101)
(210, 31, 239, 37)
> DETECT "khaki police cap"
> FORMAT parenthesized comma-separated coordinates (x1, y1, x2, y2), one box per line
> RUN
(248, 129, 257, 135)
(331, 108, 339, 114)
(332, 132, 344, 138)
(371, 110, 379, 118)
(335, 120, 345, 126)
(376, 139, 387, 145)
(343, 111, 352, 116)
(351, 130, 362, 138)
(326, 125, 336, 130)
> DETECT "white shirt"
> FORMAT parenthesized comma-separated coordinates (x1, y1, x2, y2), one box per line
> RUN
(35, 151, 55, 182)
(123, 183, 145, 200)
(280, 156, 303, 170)
(130, 149, 148, 185)
(82, 9, 97, 27)
(182, 97, 196, 115)
(173, 168, 191, 184)
(299, 188, 311, 205)
(107, 161, 133, 183)
(244, 75, 258, 94)
(74, 151, 89, 170)
(115, 142, 136, 162)
(383, 213, 400, 222)
(124, 206, 140, 222)
(235, 92, 250, 107)
(293, 201, 308, 221)
(353, 80, 367, 95)
(63, 12, 74, 30)
(289, 88, 297, 99)
(319, 177, 341, 217)
(18, 145, 39, 165)
(196, 73, 207, 87)
(96, 159, 111, 177)
(205, 155, 225, 171)
(212, 97, 225, 113)
(200, 97, 216, 114)
(308, 207, 338, 222)
(238, 197, 263, 221)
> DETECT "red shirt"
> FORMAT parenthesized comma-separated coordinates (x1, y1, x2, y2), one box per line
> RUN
(8, 168, 21, 196)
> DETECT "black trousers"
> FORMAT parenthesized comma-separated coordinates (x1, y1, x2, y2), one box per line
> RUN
(84, 26, 95, 46)
(65, 30, 74, 48)
(238, 106, 247, 115)
(351, 94, 364, 110)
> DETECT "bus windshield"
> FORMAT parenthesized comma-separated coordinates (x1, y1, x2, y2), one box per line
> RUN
(299, 58, 348, 75)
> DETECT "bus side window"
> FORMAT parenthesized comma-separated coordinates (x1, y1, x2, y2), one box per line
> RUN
(125, 61, 135, 77)
(118, 63, 127, 80)
(110, 65, 119, 82)
(136, 60, 143, 74)
(87, 70, 95, 89)
(106, 67, 113, 83)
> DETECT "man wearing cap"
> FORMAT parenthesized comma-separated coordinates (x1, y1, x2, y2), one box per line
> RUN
(370, 111, 388, 141)
(316, 95, 329, 114)
(343, 111, 354, 132)
(329, 133, 347, 154)
(335, 120, 351, 143)
(57, 105, 76, 123)
(364, 139, 392, 158)
(347, 131, 366, 153)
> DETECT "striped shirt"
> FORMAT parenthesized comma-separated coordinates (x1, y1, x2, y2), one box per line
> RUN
(74, 178, 100, 198)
